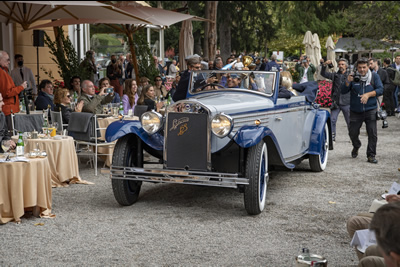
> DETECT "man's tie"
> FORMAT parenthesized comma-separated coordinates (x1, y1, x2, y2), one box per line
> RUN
(20, 68, 24, 80)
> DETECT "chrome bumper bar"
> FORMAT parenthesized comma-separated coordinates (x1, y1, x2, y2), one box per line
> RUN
(108, 166, 249, 188)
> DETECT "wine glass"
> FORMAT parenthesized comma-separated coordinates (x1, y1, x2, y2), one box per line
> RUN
(1, 140, 12, 159)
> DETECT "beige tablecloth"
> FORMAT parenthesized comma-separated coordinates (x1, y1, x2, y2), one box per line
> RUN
(0, 157, 54, 224)
(13, 136, 81, 187)
(97, 116, 139, 167)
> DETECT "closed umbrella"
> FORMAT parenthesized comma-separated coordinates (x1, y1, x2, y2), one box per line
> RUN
(312, 33, 322, 67)
(326, 36, 337, 72)
(302, 31, 315, 65)
(179, 19, 194, 71)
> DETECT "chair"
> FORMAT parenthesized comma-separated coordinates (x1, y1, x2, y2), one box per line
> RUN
(67, 112, 114, 176)
(11, 113, 44, 135)
(134, 105, 148, 118)
(50, 110, 68, 133)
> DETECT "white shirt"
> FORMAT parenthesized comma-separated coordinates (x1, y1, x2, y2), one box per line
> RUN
(300, 67, 309, 84)
(395, 64, 400, 71)
(235, 62, 244, 70)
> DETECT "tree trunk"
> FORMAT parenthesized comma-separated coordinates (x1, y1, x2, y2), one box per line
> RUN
(126, 26, 140, 81)
(219, 10, 231, 64)
(208, 1, 218, 61)
(203, 1, 210, 60)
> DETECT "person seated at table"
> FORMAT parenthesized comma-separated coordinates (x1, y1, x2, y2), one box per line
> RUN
(98, 77, 120, 104)
(122, 79, 138, 115)
(69, 75, 81, 97)
(153, 75, 168, 98)
(0, 93, 16, 152)
(54, 88, 83, 124)
(138, 76, 149, 97)
(137, 84, 163, 112)
(35, 79, 55, 110)
(78, 80, 114, 114)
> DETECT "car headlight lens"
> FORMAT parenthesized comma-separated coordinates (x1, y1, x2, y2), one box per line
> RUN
(141, 111, 163, 135)
(211, 113, 233, 138)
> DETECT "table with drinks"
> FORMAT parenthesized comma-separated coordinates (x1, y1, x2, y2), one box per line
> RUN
(12, 129, 81, 187)
(0, 143, 54, 224)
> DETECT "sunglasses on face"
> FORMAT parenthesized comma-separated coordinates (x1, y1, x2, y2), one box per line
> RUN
(66, 95, 71, 98)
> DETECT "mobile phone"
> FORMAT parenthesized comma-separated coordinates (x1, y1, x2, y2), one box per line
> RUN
(106, 88, 113, 94)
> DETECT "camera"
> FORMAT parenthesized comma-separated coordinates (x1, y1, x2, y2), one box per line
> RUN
(353, 72, 361, 82)
(106, 87, 113, 94)
(328, 63, 334, 68)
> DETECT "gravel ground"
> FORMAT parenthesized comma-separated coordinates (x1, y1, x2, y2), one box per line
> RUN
(1, 113, 399, 266)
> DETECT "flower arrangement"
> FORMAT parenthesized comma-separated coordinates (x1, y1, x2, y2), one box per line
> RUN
(315, 80, 333, 107)
(53, 79, 65, 92)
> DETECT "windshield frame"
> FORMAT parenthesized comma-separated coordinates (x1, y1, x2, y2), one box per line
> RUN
(188, 70, 277, 97)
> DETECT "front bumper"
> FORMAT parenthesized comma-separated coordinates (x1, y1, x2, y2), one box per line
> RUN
(108, 166, 249, 188)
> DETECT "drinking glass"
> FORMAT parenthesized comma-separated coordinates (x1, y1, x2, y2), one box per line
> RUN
(102, 105, 108, 114)
(1, 140, 12, 159)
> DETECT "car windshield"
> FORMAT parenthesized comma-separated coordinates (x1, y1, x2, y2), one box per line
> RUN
(189, 70, 276, 96)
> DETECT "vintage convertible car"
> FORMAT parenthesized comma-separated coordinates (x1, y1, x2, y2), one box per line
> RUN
(105, 70, 333, 215)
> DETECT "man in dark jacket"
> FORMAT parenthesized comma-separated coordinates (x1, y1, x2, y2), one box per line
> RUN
(35, 79, 55, 111)
(384, 58, 398, 115)
(172, 57, 202, 102)
(369, 58, 390, 110)
(320, 58, 350, 141)
(341, 58, 383, 164)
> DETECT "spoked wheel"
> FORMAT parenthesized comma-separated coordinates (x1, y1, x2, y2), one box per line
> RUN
(111, 135, 142, 206)
(309, 123, 329, 172)
(244, 142, 269, 215)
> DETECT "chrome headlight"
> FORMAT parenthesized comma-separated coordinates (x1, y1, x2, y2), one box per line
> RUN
(211, 113, 233, 138)
(141, 111, 163, 135)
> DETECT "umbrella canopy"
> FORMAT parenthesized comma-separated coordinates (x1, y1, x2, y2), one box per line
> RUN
(302, 31, 315, 67)
(326, 36, 337, 72)
(0, 1, 151, 30)
(179, 20, 194, 70)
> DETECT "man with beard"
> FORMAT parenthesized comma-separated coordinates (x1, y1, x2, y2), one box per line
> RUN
(341, 58, 383, 163)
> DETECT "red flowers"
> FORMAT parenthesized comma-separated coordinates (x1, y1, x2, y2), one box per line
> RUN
(315, 80, 333, 107)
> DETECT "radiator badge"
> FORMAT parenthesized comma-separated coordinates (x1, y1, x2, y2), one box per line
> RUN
(178, 123, 188, 136)
(170, 117, 189, 131)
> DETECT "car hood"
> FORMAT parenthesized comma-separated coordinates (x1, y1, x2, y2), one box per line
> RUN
(187, 91, 274, 116)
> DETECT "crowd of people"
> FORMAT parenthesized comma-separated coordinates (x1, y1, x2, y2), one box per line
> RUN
(1, 47, 400, 266)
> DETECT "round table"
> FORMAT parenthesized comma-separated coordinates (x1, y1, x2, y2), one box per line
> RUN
(0, 156, 53, 224)
(13, 136, 80, 187)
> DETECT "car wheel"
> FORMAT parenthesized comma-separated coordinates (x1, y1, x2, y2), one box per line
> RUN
(309, 123, 329, 172)
(111, 135, 142, 206)
(244, 142, 268, 215)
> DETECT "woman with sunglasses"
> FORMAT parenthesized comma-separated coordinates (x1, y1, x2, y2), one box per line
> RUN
(54, 88, 83, 124)
(154, 75, 168, 99)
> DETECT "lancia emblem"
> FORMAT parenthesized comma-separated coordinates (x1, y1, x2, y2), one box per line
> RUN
(170, 117, 189, 131)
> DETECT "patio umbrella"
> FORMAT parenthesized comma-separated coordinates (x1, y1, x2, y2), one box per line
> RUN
(0, 1, 151, 30)
(312, 33, 322, 67)
(179, 19, 194, 70)
(302, 31, 315, 67)
(326, 36, 338, 72)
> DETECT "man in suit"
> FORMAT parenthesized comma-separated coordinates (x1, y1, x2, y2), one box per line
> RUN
(391, 55, 400, 111)
(368, 58, 390, 113)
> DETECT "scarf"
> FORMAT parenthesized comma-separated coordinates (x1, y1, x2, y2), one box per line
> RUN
(43, 92, 54, 101)
(361, 69, 372, 86)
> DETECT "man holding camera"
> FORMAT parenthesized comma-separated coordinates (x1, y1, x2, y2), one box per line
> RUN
(341, 58, 383, 164)
(295, 55, 316, 84)
(320, 58, 350, 141)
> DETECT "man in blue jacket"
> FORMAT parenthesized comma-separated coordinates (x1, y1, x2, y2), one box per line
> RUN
(341, 58, 383, 163)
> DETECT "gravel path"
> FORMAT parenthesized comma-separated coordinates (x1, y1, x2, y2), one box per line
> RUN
(1, 113, 399, 266)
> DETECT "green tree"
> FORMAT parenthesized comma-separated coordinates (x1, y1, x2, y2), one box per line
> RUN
(43, 27, 90, 85)
(134, 29, 160, 81)
(274, 1, 352, 37)
(344, 1, 400, 41)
